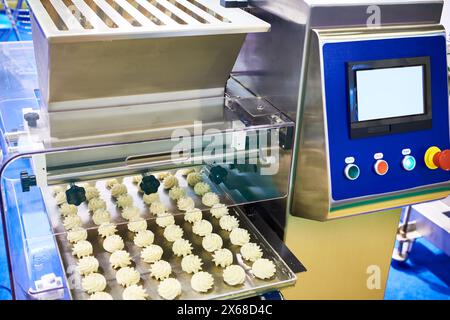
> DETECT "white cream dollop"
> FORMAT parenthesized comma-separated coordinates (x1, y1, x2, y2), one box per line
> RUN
(134, 230, 154, 248)
(178, 168, 195, 176)
(52, 186, 64, 196)
(116, 194, 133, 209)
(187, 172, 202, 187)
(163, 174, 178, 189)
(230, 228, 250, 246)
(240, 243, 263, 262)
(103, 235, 124, 253)
(150, 202, 167, 216)
(85, 187, 100, 201)
(163, 224, 184, 242)
(76, 256, 99, 275)
(157, 172, 170, 181)
(59, 203, 77, 216)
(177, 197, 195, 212)
(109, 250, 132, 269)
(67, 227, 87, 243)
(219, 215, 239, 231)
(202, 192, 220, 207)
(82, 273, 106, 294)
(193, 182, 211, 196)
(55, 192, 67, 206)
(150, 260, 172, 280)
(121, 206, 141, 220)
(127, 217, 147, 233)
(78, 182, 91, 189)
(172, 239, 193, 257)
(72, 240, 93, 258)
(141, 244, 163, 263)
(202, 233, 223, 252)
(223, 265, 246, 286)
(210, 203, 229, 219)
(98, 222, 117, 238)
(192, 220, 213, 237)
(63, 214, 82, 230)
(88, 198, 107, 212)
(105, 178, 119, 189)
(132, 175, 143, 185)
(169, 186, 186, 200)
(111, 183, 127, 198)
(181, 254, 203, 274)
(116, 267, 141, 287)
(191, 271, 214, 293)
(184, 208, 202, 224)
(143, 192, 159, 205)
(158, 278, 182, 300)
(122, 285, 148, 300)
(212, 248, 233, 268)
(252, 259, 276, 280)
(90, 292, 113, 300)
(92, 209, 111, 225)
(156, 214, 175, 228)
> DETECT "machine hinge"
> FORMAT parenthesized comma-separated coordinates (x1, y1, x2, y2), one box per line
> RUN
(20, 170, 37, 192)
(279, 126, 294, 150)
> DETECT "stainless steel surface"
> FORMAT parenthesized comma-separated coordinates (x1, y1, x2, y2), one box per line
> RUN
(234, 0, 443, 121)
(28, 0, 270, 40)
(29, 0, 270, 123)
(410, 198, 450, 256)
(290, 29, 329, 221)
(44, 173, 297, 300)
(232, 6, 307, 122)
(33, 32, 246, 111)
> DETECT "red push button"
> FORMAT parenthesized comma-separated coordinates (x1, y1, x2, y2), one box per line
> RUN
(374, 160, 389, 176)
(433, 149, 450, 171)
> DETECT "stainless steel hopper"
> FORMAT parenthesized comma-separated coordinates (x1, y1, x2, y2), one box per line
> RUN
(28, 0, 270, 142)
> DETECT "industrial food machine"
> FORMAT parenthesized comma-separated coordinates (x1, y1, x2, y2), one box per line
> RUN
(0, 0, 448, 299)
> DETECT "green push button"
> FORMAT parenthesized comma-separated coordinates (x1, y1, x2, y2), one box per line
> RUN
(345, 164, 360, 181)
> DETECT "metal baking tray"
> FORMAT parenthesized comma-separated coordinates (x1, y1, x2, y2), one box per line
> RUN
(44, 170, 297, 300)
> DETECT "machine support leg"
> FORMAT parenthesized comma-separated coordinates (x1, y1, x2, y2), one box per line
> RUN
(392, 206, 422, 262)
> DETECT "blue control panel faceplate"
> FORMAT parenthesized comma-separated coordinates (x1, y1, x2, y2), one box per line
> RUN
(322, 35, 450, 201)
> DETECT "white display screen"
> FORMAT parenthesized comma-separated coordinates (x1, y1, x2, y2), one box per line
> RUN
(356, 66, 425, 122)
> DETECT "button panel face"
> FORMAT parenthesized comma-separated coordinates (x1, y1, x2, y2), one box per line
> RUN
(323, 35, 450, 201)
(374, 160, 389, 176)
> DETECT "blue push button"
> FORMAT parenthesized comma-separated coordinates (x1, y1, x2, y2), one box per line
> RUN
(344, 164, 360, 180)
(402, 155, 416, 171)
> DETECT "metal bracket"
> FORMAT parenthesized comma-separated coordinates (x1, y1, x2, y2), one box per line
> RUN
(20, 170, 37, 192)
(392, 206, 423, 262)
(279, 126, 294, 150)
(28, 273, 65, 300)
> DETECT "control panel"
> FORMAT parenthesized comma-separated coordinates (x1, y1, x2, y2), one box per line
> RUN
(322, 35, 450, 201)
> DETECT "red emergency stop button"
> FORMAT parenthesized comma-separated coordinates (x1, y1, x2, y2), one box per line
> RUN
(374, 160, 389, 176)
(425, 147, 450, 171)
(433, 149, 450, 171)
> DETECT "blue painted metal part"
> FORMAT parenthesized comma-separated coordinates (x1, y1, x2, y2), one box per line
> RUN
(260, 290, 284, 300)
(322, 35, 450, 201)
